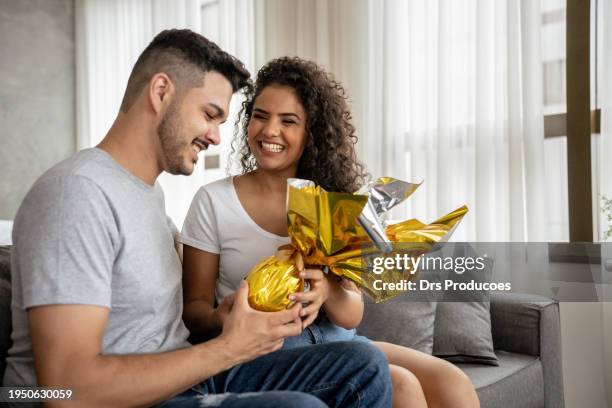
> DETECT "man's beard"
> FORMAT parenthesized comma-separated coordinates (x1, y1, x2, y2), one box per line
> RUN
(157, 103, 192, 175)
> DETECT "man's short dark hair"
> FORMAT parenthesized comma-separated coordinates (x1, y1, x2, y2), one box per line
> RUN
(120, 29, 251, 112)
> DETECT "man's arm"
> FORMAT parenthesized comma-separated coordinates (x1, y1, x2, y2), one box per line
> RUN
(30, 282, 302, 408)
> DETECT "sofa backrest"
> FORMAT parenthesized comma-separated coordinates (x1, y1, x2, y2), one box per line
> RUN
(0, 246, 12, 381)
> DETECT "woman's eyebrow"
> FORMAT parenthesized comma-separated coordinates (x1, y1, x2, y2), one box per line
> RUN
(279, 112, 301, 120)
(253, 108, 301, 120)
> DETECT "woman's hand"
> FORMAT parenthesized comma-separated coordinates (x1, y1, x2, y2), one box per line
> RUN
(289, 268, 331, 329)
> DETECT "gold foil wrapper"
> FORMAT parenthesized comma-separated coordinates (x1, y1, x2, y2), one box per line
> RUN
(287, 183, 369, 257)
(245, 178, 468, 310)
(386, 205, 468, 243)
(245, 254, 304, 312)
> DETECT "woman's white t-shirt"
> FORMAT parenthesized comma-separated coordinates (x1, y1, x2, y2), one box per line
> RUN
(180, 177, 290, 301)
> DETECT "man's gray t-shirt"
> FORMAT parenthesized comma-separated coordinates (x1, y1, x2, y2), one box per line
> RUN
(3, 148, 190, 386)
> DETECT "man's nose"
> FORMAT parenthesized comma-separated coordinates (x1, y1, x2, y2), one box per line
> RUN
(203, 125, 221, 146)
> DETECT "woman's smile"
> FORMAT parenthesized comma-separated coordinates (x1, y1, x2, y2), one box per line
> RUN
(259, 141, 286, 153)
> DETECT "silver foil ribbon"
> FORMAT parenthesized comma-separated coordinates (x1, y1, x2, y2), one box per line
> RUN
(356, 178, 421, 253)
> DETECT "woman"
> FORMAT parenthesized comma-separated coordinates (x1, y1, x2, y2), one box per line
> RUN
(180, 57, 479, 408)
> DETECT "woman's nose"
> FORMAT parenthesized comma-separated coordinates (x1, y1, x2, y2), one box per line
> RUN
(262, 119, 281, 138)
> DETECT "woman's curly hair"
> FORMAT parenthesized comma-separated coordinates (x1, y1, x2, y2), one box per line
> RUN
(229, 56, 369, 193)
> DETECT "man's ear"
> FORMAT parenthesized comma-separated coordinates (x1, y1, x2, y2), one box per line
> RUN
(148, 73, 175, 115)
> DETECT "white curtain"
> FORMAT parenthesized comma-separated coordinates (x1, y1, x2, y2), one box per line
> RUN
(254, 0, 547, 241)
(77, 0, 549, 240)
(75, 0, 253, 228)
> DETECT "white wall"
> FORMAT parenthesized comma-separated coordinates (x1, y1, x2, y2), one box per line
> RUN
(0, 0, 76, 220)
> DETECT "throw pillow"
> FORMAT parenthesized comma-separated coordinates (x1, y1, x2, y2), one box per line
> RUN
(432, 243, 498, 365)
(357, 249, 448, 354)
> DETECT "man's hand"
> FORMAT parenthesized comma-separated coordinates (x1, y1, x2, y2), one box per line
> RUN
(214, 293, 234, 327)
(289, 268, 331, 329)
(218, 281, 303, 364)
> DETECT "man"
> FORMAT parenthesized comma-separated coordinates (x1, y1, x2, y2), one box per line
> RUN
(3, 29, 391, 407)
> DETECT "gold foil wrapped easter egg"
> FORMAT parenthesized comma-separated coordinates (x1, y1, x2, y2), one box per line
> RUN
(245, 255, 304, 312)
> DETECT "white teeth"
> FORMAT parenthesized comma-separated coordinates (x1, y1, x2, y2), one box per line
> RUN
(261, 142, 285, 153)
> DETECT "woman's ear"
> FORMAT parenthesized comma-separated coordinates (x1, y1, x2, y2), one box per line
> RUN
(148, 73, 175, 115)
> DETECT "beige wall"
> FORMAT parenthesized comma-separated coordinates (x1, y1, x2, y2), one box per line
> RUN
(560, 303, 610, 408)
(0, 0, 76, 220)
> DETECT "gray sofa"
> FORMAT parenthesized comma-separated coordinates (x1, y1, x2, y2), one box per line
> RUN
(0, 246, 564, 407)
(452, 292, 563, 407)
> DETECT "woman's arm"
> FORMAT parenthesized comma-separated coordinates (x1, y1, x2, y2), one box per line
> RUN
(323, 278, 364, 329)
(182, 245, 226, 342)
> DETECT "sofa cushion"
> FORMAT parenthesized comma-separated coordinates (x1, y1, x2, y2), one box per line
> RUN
(459, 351, 544, 408)
(0, 246, 10, 283)
(0, 245, 12, 380)
(358, 297, 437, 354)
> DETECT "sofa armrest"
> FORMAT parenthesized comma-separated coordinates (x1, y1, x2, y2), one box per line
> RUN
(490, 291, 565, 407)
(490, 292, 555, 356)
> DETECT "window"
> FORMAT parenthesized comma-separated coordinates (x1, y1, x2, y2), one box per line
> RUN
(542, 0, 602, 242)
